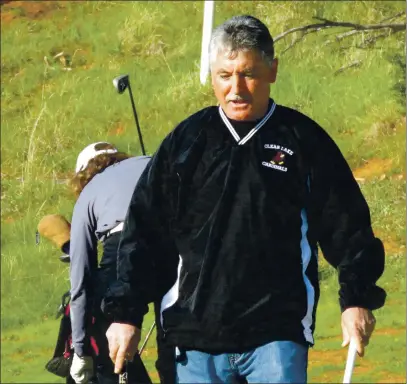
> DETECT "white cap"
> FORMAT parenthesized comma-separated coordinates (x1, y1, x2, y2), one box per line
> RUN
(75, 142, 118, 173)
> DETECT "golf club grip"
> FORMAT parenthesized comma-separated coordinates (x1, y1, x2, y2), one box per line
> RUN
(119, 361, 128, 384)
(118, 324, 154, 384)
(343, 339, 358, 383)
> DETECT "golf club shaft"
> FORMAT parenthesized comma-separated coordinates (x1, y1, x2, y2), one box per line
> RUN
(139, 321, 156, 355)
(343, 338, 358, 383)
(127, 83, 146, 156)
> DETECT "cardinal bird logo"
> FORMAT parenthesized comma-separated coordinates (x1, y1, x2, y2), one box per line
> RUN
(270, 151, 285, 165)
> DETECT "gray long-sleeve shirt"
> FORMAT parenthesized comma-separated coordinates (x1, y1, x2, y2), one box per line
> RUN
(69, 156, 150, 356)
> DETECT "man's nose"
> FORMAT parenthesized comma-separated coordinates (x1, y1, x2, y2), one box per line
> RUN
(231, 74, 245, 95)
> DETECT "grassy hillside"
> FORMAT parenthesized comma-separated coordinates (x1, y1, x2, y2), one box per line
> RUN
(1, 1, 405, 383)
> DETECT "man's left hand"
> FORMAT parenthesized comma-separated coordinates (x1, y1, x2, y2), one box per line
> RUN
(341, 307, 376, 357)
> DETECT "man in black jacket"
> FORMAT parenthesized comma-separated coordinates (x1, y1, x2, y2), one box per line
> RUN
(104, 15, 386, 383)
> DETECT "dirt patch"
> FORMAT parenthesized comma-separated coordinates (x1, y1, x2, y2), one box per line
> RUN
(1, 1, 65, 25)
(149, 371, 160, 381)
(374, 230, 405, 257)
(108, 122, 126, 136)
(309, 348, 349, 367)
(377, 371, 407, 383)
(382, 239, 405, 256)
(374, 327, 406, 337)
(353, 158, 393, 181)
(140, 346, 157, 358)
(309, 348, 406, 383)
(391, 173, 406, 181)
(3, 216, 16, 224)
(309, 349, 373, 382)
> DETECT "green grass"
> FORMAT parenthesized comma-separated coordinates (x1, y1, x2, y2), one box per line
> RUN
(1, 1, 405, 382)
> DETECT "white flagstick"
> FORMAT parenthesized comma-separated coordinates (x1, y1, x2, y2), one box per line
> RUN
(199, 0, 215, 85)
(343, 338, 358, 383)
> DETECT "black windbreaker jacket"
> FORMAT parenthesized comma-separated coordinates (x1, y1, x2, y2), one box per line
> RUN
(104, 100, 386, 353)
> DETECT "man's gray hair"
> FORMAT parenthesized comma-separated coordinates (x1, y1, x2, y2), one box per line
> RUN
(209, 15, 275, 68)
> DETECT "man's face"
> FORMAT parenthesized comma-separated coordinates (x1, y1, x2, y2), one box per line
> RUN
(211, 49, 278, 121)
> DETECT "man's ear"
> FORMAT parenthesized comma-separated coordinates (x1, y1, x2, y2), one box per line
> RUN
(269, 58, 278, 84)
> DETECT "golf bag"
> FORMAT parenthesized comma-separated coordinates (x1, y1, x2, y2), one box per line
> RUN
(45, 291, 99, 383)
(45, 256, 153, 384)
(39, 219, 173, 383)
(45, 292, 73, 378)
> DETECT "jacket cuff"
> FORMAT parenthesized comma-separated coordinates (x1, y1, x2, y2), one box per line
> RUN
(100, 283, 148, 329)
(339, 284, 387, 312)
(113, 312, 145, 329)
(105, 301, 147, 329)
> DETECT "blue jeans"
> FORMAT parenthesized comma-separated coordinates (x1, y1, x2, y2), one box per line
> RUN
(175, 341, 308, 383)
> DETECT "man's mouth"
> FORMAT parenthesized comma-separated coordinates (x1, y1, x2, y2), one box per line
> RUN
(229, 100, 249, 106)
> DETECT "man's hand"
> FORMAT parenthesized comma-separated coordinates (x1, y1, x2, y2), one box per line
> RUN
(106, 322, 141, 374)
(70, 353, 94, 384)
(341, 307, 376, 357)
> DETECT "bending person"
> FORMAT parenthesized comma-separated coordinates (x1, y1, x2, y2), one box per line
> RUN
(68, 142, 152, 384)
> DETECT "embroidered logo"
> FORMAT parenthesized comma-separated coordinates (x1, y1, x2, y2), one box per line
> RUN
(262, 144, 294, 172)
(270, 151, 285, 165)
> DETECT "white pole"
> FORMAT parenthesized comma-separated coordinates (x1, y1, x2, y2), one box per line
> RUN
(199, 0, 215, 85)
(343, 339, 358, 383)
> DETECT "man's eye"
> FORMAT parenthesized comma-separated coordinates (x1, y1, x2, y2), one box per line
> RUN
(220, 74, 230, 80)
(244, 73, 254, 78)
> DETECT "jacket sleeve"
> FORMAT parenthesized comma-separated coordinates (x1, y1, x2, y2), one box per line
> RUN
(69, 198, 98, 357)
(310, 127, 386, 312)
(102, 137, 179, 327)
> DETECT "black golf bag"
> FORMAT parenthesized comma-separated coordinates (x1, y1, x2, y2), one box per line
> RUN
(45, 291, 99, 383)
(45, 274, 154, 383)
(45, 247, 173, 384)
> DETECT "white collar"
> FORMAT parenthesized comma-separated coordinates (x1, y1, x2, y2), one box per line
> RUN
(218, 101, 276, 145)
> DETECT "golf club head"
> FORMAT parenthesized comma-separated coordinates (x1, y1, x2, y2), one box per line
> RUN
(59, 254, 70, 263)
(113, 74, 130, 94)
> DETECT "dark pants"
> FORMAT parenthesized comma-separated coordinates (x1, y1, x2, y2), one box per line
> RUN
(90, 233, 152, 384)
(154, 302, 176, 384)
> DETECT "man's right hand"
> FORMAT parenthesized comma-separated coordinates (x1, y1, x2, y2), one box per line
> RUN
(106, 322, 141, 374)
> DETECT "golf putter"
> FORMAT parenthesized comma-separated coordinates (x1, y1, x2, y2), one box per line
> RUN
(343, 338, 358, 383)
